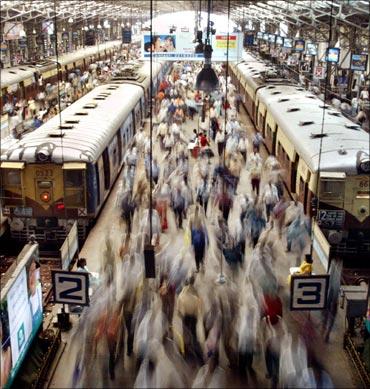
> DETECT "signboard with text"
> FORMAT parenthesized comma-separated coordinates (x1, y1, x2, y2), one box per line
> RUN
(52, 271, 89, 306)
(290, 275, 329, 310)
(141, 32, 242, 61)
(317, 209, 345, 229)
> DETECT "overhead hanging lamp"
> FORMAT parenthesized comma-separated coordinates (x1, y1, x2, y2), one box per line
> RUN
(195, 0, 219, 92)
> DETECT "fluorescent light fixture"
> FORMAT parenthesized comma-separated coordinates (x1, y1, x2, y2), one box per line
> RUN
(68, 17, 73, 23)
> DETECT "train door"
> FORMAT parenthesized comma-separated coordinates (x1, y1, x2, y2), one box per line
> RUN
(116, 130, 122, 164)
(102, 149, 110, 190)
(94, 163, 101, 206)
(108, 135, 119, 179)
(290, 156, 299, 194)
(62, 163, 86, 209)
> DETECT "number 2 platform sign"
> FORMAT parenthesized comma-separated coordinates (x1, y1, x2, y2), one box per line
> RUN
(290, 275, 329, 311)
(52, 271, 89, 306)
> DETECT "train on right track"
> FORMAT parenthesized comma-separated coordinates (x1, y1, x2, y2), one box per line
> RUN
(230, 52, 370, 266)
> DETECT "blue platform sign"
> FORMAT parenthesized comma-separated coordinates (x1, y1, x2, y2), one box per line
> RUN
(290, 275, 329, 311)
(52, 270, 89, 306)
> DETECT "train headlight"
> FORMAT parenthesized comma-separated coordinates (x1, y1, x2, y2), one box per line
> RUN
(359, 206, 367, 215)
(359, 160, 370, 173)
(40, 191, 51, 202)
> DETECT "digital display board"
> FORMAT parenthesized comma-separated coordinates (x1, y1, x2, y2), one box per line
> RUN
(306, 43, 317, 55)
(268, 34, 276, 43)
(295, 39, 305, 52)
(283, 38, 293, 48)
(276, 36, 283, 46)
(326, 47, 340, 63)
(0, 244, 43, 389)
(141, 32, 243, 61)
(350, 54, 368, 71)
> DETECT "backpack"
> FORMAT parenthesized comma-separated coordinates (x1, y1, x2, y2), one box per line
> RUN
(191, 228, 205, 248)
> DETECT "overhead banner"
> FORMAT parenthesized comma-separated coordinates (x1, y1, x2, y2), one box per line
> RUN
(141, 32, 243, 61)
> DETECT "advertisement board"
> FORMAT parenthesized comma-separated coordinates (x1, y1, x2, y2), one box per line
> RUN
(326, 47, 340, 63)
(283, 38, 293, 48)
(3, 23, 24, 41)
(295, 39, 305, 52)
(276, 36, 283, 46)
(306, 43, 317, 55)
(350, 54, 368, 71)
(0, 244, 43, 389)
(141, 32, 242, 61)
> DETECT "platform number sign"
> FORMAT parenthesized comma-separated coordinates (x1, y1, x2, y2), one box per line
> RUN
(52, 270, 89, 306)
(290, 275, 329, 311)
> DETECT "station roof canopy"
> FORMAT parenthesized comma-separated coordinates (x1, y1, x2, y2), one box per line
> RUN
(1, 0, 369, 32)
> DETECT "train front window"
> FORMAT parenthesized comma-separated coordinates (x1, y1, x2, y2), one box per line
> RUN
(320, 180, 344, 200)
(3, 169, 21, 186)
(63, 168, 85, 207)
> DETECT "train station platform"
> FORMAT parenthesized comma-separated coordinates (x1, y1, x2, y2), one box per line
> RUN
(46, 99, 358, 388)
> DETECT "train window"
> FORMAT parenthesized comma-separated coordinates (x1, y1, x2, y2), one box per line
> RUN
(320, 180, 344, 199)
(64, 170, 83, 188)
(3, 169, 21, 186)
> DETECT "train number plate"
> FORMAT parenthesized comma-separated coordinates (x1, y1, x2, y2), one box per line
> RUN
(13, 207, 33, 217)
(317, 209, 345, 229)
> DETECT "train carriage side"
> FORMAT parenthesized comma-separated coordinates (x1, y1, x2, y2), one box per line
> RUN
(1, 82, 145, 242)
(258, 87, 370, 261)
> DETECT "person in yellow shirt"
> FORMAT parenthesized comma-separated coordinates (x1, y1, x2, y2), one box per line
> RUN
(288, 254, 313, 285)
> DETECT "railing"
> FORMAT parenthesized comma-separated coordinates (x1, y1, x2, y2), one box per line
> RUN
(32, 328, 62, 389)
(344, 332, 370, 388)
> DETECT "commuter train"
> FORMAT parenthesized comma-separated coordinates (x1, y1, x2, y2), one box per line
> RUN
(0, 60, 170, 242)
(230, 52, 370, 263)
(0, 40, 122, 110)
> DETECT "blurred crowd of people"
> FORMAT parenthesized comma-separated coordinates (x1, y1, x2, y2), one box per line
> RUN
(67, 61, 342, 388)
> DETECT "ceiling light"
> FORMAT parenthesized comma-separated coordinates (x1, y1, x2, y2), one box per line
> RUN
(84, 26, 89, 31)
(32, 28, 36, 34)
(62, 27, 66, 32)
(68, 17, 73, 23)
(97, 24, 102, 29)
(121, 23, 125, 28)
(89, 24, 94, 29)
(195, 0, 219, 92)
(19, 29, 26, 38)
(126, 22, 131, 27)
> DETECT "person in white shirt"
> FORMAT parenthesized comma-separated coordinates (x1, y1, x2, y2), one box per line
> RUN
(247, 149, 263, 195)
(262, 181, 279, 220)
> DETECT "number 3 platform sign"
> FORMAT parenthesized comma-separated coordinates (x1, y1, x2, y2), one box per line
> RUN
(290, 275, 329, 311)
(52, 271, 89, 306)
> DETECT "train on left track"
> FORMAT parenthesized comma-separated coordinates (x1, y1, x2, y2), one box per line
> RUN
(0, 60, 170, 242)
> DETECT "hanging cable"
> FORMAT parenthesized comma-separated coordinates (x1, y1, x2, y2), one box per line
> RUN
(218, 0, 231, 284)
(149, 0, 153, 242)
(53, 0, 79, 261)
(310, 0, 334, 254)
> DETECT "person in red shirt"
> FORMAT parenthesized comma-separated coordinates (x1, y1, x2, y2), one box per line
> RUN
(199, 132, 209, 148)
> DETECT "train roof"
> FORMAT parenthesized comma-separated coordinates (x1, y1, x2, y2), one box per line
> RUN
(1, 82, 143, 164)
(1, 40, 121, 89)
(234, 59, 279, 93)
(257, 84, 369, 174)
